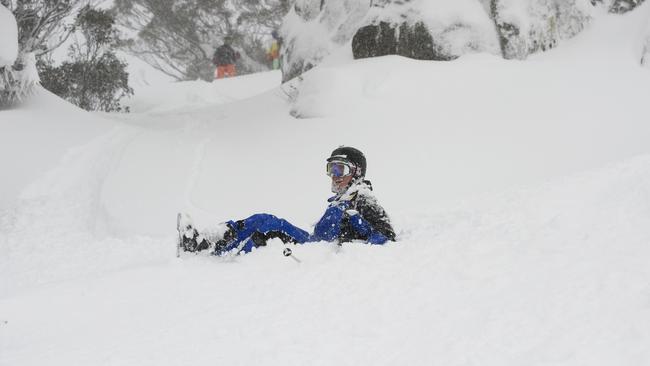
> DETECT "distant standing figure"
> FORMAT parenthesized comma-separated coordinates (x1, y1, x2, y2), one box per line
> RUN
(267, 30, 282, 70)
(212, 38, 239, 79)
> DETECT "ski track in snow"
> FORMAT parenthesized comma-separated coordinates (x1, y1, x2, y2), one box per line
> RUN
(185, 135, 215, 216)
(0, 125, 169, 296)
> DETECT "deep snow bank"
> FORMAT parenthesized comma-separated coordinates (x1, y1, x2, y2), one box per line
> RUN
(2, 5, 650, 296)
(0, 89, 115, 209)
(2, 150, 650, 365)
(0, 73, 285, 295)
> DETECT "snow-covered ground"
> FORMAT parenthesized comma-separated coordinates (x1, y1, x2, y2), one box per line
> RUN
(2, 5, 650, 366)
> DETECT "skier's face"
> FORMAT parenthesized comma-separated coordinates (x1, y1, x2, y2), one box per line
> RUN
(331, 174, 354, 194)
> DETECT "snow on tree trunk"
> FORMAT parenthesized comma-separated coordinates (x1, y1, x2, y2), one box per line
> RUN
(1, 4, 27, 108)
(1, 5, 39, 109)
(280, 0, 371, 82)
(1, 52, 40, 108)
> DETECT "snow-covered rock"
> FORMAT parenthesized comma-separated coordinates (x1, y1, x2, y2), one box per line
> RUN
(352, 0, 499, 62)
(280, 0, 595, 80)
(0, 4, 18, 67)
(280, 0, 499, 82)
(491, 0, 593, 59)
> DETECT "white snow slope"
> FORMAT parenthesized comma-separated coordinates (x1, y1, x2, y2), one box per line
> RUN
(2, 6, 650, 366)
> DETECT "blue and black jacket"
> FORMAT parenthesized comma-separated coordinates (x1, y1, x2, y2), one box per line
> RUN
(311, 180, 395, 244)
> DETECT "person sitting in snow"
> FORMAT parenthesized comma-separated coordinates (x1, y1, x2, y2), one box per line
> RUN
(178, 146, 396, 256)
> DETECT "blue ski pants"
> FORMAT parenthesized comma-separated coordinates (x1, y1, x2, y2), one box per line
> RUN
(222, 214, 310, 254)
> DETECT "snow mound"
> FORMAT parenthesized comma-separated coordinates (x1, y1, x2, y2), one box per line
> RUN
(124, 70, 281, 113)
(2, 149, 650, 365)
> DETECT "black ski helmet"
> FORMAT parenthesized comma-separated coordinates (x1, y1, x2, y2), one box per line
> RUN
(327, 146, 367, 178)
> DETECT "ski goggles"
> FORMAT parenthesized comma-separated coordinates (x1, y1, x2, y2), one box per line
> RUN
(326, 161, 356, 177)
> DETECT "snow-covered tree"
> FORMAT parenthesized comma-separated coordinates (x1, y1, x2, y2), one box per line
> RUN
(38, 6, 133, 112)
(2, 0, 92, 107)
(3, 0, 89, 56)
(114, 0, 290, 81)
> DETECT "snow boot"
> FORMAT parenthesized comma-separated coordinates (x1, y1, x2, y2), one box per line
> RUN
(182, 229, 212, 253)
(211, 222, 237, 256)
(177, 213, 212, 253)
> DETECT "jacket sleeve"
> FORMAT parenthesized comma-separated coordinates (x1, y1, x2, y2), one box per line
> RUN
(354, 194, 396, 243)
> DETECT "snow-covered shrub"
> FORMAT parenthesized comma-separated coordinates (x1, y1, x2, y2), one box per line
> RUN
(38, 7, 133, 112)
(592, 0, 646, 13)
(0, 4, 38, 108)
(613, 0, 646, 12)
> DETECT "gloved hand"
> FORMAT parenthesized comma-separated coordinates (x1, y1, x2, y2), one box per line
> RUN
(313, 205, 346, 242)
